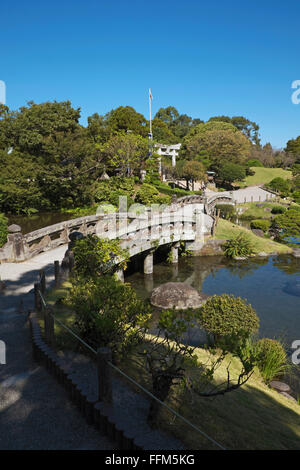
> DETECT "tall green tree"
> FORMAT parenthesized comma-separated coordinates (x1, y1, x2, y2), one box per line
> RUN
(181, 121, 251, 166)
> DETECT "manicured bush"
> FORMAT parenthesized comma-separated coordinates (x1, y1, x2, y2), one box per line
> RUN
(223, 233, 253, 258)
(66, 275, 151, 361)
(0, 213, 8, 247)
(250, 219, 271, 232)
(255, 338, 287, 384)
(215, 204, 236, 220)
(271, 206, 287, 215)
(200, 294, 259, 342)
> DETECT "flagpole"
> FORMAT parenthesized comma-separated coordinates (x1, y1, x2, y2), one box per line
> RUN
(149, 88, 152, 138)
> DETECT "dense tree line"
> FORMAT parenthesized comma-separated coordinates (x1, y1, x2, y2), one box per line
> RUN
(0, 100, 299, 215)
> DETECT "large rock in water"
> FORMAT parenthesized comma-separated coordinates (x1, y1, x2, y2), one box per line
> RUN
(150, 282, 208, 310)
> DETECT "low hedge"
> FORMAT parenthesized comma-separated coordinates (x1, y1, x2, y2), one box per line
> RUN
(250, 219, 271, 232)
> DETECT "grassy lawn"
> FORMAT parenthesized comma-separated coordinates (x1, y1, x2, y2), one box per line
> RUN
(237, 167, 292, 187)
(214, 218, 292, 254)
(120, 343, 300, 450)
(237, 201, 288, 221)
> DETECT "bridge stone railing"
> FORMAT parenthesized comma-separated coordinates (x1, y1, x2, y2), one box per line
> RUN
(176, 192, 235, 214)
(0, 207, 212, 263)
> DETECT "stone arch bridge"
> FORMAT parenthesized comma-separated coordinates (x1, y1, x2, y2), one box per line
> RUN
(0, 205, 215, 274)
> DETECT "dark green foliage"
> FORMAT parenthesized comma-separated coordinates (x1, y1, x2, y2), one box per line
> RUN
(218, 162, 246, 185)
(250, 219, 271, 232)
(267, 177, 291, 197)
(255, 338, 287, 384)
(245, 167, 255, 176)
(223, 233, 253, 258)
(200, 294, 259, 341)
(94, 176, 135, 209)
(73, 235, 129, 278)
(292, 191, 300, 204)
(272, 205, 300, 238)
(66, 275, 151, 361)
(285, 136, 300, 158)
(271, 205, 287, 214)
(215, 204, 235, 220)
(0, 213, 8, 247)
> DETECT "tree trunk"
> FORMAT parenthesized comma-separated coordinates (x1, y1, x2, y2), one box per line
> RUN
(147, 375, 173, 426)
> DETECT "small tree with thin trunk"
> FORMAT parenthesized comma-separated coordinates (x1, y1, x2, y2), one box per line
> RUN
(139, 305, 257, 425)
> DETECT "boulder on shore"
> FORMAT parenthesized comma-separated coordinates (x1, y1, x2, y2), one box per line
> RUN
(150, 282, 208, 310)
(269, 381, 291, 393)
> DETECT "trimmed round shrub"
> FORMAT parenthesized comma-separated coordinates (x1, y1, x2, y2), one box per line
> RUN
(271, 206, 286, 215)
(200, 294, 259, 341)
(250, 219, 271, 232)
(255, 338, 287, 384)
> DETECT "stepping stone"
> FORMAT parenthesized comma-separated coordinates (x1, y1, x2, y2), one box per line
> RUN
(279, 392, 297, 403)
(270, 380, 291, 393)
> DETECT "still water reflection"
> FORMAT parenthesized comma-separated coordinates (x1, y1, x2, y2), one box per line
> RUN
(126, 255, 300, 346)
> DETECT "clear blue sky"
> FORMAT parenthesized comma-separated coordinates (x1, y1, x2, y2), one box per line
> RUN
(1, 0, 300, 148)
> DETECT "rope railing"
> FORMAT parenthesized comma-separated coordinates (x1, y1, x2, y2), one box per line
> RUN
(36, 285, 227, 451)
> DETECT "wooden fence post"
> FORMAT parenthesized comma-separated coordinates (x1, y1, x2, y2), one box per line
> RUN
(34, 282, 42, 311)
(97, 347, 113, 403)
(54, 260, 60, 286)
(44, 306, 55, 348)
(40, 269, 46, 294)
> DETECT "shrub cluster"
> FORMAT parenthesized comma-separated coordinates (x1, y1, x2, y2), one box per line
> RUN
(66, 275, 151, 361)
(271, 206, 287, 214)
(135, 183, 171, 205)
(250, 219, 271, 232)
(73, 234, 129, 278)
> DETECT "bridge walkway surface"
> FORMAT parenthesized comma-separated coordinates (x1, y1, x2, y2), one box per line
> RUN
(0, 245, 185, 450)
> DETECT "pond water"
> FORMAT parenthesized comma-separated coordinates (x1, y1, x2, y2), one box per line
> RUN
(125, 254, 300, 347)
(8, 211, 76, 234)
